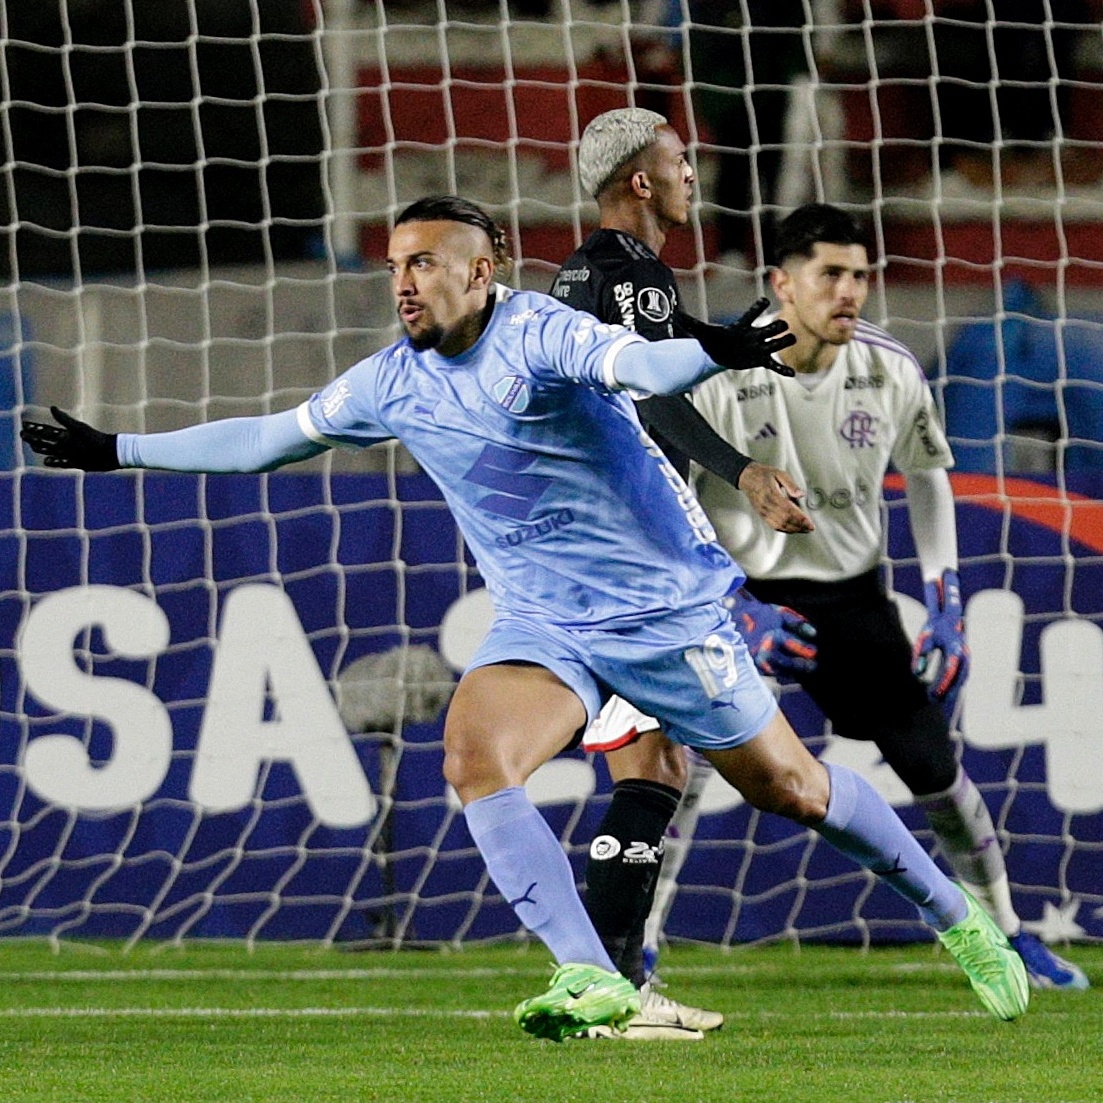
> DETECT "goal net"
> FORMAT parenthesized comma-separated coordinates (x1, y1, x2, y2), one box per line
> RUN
(1, 0, 1100, 950)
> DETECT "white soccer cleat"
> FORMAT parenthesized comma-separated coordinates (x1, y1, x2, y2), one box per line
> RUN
(575, 981, 723, 1040)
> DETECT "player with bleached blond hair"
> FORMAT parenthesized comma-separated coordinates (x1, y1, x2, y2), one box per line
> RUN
(24, 195, 1030, 1043)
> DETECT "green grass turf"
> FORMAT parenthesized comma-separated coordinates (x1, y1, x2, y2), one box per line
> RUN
(0, 940, 1099, 1103)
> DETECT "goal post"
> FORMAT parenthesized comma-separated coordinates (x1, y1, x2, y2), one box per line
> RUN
(1, 0, 1101, 950)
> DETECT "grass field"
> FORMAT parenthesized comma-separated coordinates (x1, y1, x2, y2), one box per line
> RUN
(0, 939, 1099, 1103)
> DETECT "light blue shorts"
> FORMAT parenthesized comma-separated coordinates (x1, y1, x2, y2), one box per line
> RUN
(467, 601, 778, 751)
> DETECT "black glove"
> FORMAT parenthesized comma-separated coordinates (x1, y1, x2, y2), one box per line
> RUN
(676, 299, 796, 377)
(20, 406, 120, 471)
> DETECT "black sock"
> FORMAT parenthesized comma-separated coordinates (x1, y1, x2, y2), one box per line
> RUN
(584, 778, 681, 987)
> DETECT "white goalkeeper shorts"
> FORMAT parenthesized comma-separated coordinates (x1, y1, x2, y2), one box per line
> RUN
(580, 695, 662, 754)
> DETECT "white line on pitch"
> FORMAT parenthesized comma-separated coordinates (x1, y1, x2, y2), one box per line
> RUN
(0, 1006, 1044, 1021)
(0, 1006, 508, 1019)
(0, 962, 964, 982)
(0, 967, 538, 982)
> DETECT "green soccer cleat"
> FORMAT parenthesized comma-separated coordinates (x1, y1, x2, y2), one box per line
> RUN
(513, 962, 641, 1043)
(938, 888, 1030, 1021)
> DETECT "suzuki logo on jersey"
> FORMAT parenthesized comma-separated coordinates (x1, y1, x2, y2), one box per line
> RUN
(492, 375, 531, 413)
(464, 443, 554, 521)
(497, 508, 575, 549)
(840, 410, 878, 448)
(637, 287, 671, 323)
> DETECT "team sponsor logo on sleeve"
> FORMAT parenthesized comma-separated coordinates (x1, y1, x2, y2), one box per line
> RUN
(637, 287, 672, 323)
(571, 315, 620, 345)
(492, 375, 531, 413)
(612, 281, 636, 329)
(913, 409, 942, 456)
(321, 378, 352, 418)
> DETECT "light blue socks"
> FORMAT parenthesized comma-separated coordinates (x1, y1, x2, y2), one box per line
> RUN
(817, 763, 967, 931)
(465, 786, 616, 968)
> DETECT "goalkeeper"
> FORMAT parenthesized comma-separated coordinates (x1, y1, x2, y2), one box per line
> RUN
(663, 202, 1084, 993)
(23, 194, 1030, 1041)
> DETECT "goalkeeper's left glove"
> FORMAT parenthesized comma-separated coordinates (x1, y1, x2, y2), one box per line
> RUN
(726, 587, 817, 681)
(912, 568, 970, 713)
(676, 299, 796, 377)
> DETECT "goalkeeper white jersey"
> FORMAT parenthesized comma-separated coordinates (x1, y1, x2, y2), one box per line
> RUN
(691, 318, 953, 582)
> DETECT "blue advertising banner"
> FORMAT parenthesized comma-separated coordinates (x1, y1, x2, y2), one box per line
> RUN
(1, 470, 1100, 946)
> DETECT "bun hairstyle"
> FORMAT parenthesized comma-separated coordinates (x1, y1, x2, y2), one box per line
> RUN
(395, 195, 514, 278)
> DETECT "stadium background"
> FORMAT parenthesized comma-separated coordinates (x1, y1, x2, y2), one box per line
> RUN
(0, 0, 1101, 950)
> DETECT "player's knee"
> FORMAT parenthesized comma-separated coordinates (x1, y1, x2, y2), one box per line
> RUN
(652, 741, 688, 790)
(751, 767, 829, 824)
(443, 735, 507, 804)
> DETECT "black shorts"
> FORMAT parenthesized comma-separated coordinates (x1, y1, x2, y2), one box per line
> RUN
(744, 569, 956, 794)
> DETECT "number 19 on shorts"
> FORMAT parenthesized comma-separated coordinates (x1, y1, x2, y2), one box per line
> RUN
(684, 634, 740, 699)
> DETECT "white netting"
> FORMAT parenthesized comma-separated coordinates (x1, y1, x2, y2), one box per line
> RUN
(1, 0, 1100, 949)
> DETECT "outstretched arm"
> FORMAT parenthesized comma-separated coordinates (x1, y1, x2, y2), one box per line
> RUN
(610, 298, 795, 395)
(634, 394, 813, 534)
(22, 406, 327, 473)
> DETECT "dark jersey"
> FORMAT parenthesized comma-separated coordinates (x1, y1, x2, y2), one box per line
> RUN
(552, 228, 681, 343)
(551, 228, 751, 486)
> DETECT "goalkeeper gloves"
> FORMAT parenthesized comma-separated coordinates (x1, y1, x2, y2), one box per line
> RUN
(912, 568, 970, 713)
(676, 299, 796, 377)
(726, 587, 818, 681)
(20, 406, 120, 471)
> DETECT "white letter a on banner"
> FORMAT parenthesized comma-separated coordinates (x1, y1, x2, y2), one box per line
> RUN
(191, 584, 376, 828)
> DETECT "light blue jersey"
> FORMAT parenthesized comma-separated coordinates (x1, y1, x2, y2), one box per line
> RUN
(299, 286, 742, 630)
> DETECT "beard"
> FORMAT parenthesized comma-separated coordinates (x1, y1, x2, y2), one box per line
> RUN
(403, 320, 444, 352)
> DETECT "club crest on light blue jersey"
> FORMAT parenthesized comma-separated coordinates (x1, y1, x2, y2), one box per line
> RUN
(493, 375, 530, 413)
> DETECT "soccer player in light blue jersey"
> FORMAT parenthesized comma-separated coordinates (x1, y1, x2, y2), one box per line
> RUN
(23, 195, 1029, 1039)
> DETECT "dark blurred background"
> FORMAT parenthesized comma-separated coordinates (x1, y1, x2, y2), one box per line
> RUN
(0, 0, 327, 279)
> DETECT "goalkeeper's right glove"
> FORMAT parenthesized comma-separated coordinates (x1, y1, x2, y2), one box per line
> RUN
(725, 586, 818, 681)
(20, 406, 120, 471)
(676, 299, 796, 377)
(912, 568, 970, 713)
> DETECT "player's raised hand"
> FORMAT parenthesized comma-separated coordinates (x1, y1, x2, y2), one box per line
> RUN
(912, 568, 970, 713)
(725, 586, 817, 680)
(676, 300, 796, 377)
(737, 462, 814, 534)
(20, 406, 120, 471)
